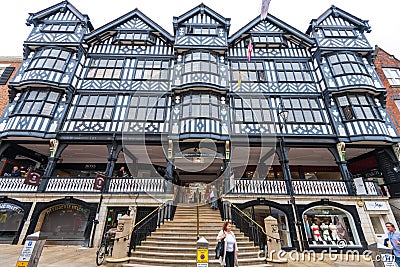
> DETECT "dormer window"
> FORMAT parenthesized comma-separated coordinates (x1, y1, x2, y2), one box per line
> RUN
(41, 23, 76, 33)
(251, 34, 287, 48)
(114, 31, 156, 45)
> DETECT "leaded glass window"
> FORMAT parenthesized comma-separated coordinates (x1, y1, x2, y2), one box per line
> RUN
(328, 53, 369, 77)
(28, 48, 70, 72)
(232, 97, 272, 123)
(336, 94, 381, 121)
(15, 89, 60, 116)
(186, 26, 217, 36)
(183, 52, 218, 75)
(281, 98, 326, 123)
(181, 93, 220, 120)
(383, 68, 400, 86)
(114, 31, 156, 45)
(252, 34, 287, 48)
(127, 96, 167, 121)
(86, 58, 124, 79)
(71, 95, 116, 120)
(41, 23, 76, 33)
(322, 29, 356, 38)
(275, 61, 313, 82)
(134, 60, 170, 80)
(231, 61, 267, 83)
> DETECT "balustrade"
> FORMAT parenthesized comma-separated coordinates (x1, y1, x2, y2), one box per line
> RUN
(231, 179, 287, 194)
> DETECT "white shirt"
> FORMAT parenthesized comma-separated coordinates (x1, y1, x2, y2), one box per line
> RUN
(225, 232, 236, 252)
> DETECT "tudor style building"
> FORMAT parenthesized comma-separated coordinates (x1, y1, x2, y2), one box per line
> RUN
(0, 1, 399, 255)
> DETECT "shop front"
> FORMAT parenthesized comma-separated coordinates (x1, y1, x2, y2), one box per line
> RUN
(299, 201, 367, 250)
(0, 199, 30, 244)
(27, 198, 96, 246)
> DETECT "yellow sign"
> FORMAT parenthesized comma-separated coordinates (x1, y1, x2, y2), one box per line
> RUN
(197, 248, 208, 263)
(16, 261, 29, 267)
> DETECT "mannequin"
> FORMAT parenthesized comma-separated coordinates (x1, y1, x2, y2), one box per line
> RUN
(311, 223, 323, 242)
(329, 222, 339, 241)
(320, 223, 332, 242)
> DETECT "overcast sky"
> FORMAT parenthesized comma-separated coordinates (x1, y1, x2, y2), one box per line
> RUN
(1, 0, 399, 59)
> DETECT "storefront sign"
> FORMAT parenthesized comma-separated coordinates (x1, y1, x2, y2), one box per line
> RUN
(364, 201, 388, 211)
(0, 203, 24, 214)
(93, 174, 105, 190)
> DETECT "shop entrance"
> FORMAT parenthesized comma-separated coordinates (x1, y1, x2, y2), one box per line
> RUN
(102, 207, 130, 235)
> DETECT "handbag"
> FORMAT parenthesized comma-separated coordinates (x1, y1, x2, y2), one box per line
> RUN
(215, 238, 225, 259)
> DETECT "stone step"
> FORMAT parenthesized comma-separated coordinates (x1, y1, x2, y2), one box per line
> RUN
(146, 235, 250, 242)
(151, 231, 245, 238)
(124, 257, 272, 267)
(141, 240, 257, 248)
(135, 245, 260, 253)
(130, 250, 262, 260)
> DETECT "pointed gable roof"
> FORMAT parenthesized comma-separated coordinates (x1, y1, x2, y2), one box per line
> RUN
(26, 0, 93, 30)
(173, 3, 231, 33)
(307, 5, 371, 34)
(85, 8, 174, 44)
(229, 13, 314, 47)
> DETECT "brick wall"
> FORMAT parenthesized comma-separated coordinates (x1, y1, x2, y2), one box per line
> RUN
(374, 47, 400, 134)
(0, 58, 22, 115)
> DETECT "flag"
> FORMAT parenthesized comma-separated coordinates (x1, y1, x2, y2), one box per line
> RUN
(24, 169, 43, 186)
(261, 0, 271, 20)
(237, 71, 242, 87)
(247, 39, 253, 62)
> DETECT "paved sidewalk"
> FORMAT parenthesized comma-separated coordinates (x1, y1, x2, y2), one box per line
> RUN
(0, 244, 97, 267)
(1, 244, 376, 267)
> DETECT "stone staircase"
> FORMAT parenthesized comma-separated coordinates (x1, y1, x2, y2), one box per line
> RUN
(122, 205, 272, 267)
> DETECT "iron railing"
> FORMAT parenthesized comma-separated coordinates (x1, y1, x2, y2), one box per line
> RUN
(220, 201, 269, 251)
(128, 201, 176, 255)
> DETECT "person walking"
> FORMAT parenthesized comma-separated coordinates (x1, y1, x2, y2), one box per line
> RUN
(216, 221, 239, 267)
(210, 186, 218, 209)
(386, 222, 400, 266)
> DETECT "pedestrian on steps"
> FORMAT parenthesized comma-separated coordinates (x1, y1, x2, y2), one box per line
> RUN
(216, 221, 239, 267)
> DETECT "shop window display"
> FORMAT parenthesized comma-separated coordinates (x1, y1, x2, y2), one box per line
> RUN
(303, 206, 361, 247)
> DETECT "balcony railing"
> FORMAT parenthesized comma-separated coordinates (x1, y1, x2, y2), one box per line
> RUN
(229, 179, 380, 196)
(231, 179, 287, 194)
(0, 176, 167, 194)
(0, 177, 37, 192)
(292, 180, 348, 195)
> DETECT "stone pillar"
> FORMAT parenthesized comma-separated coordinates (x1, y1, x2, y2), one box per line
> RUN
(264, 216, 287, 263)
(112, 215, 133, 259)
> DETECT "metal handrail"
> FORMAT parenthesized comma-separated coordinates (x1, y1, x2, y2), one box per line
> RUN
(231, 203, 283, 242)
(117, 202, 164, 241)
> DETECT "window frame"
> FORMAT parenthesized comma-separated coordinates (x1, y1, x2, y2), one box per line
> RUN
(230, 61, 268, 83)
(180, 92, 221, 121)
(127, 95, 167, 122)
(14, 89, 60, 117)
(280, 97, 327, 124)
(71, 95, 117, 121)
(86, 58, 125, 80)
(275, 60, 313, 83)
(383, 68, 400, 86)
(335, 93, 382, 122)
(27, 47, 70, 73)
(40, 23, 77, 33)
(114, 30, 156, 45)
(327, 52, 370, 78)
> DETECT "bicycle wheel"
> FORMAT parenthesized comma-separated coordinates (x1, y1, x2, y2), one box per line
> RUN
(96, 243, 107, 266)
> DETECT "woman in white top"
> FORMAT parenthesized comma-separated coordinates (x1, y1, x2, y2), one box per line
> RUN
(216, 221, 239, 267)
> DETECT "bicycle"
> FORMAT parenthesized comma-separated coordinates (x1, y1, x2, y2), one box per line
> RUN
(96, 228, 116, 266)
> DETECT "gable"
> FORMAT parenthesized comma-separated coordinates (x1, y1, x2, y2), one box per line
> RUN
(229, 15, 313, 50)
(26, 1, 93, 30)
(85, 10, 173, 45)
